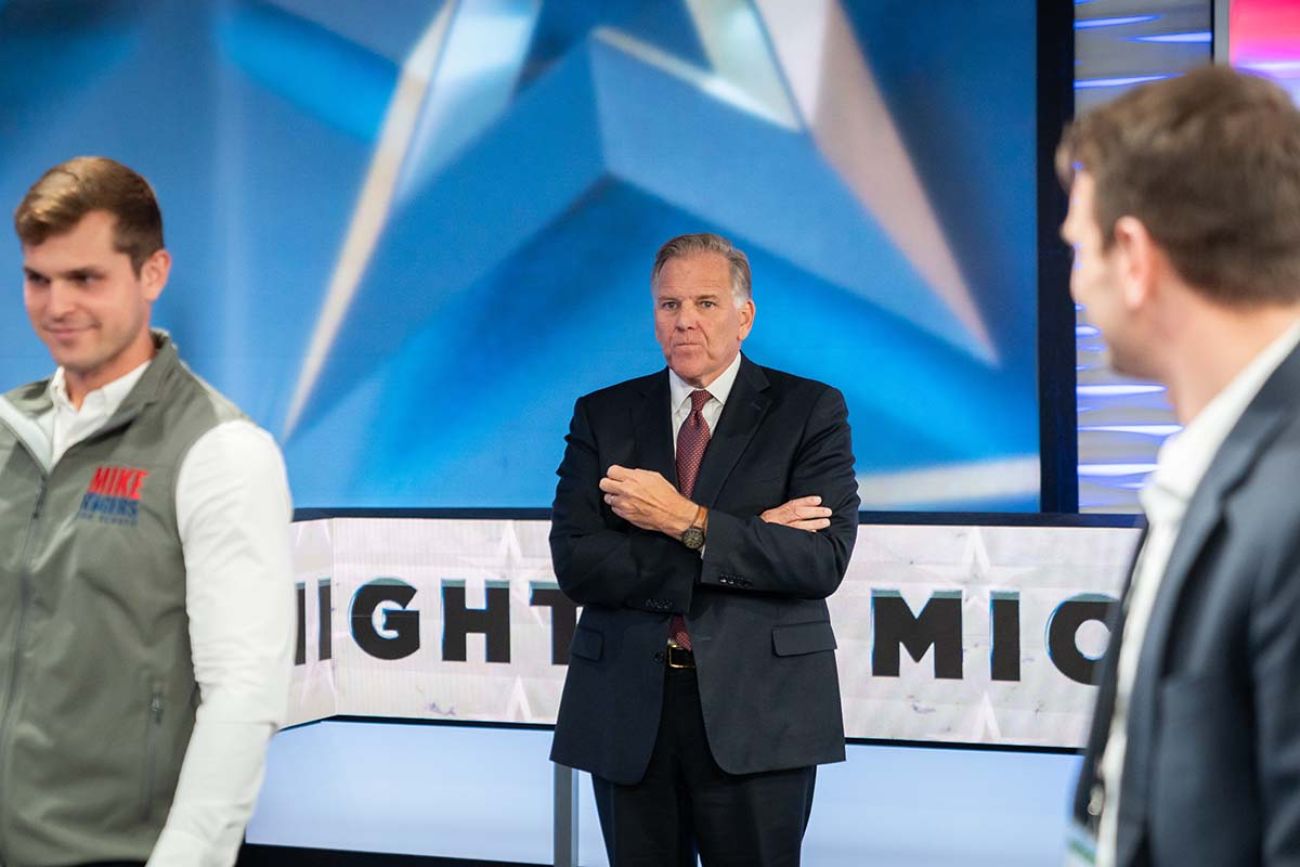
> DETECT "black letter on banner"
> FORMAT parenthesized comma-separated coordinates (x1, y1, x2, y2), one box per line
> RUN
(318, 579, 332, 661)
(443, 580, 511, 663)
(1047, 594, 1117, 685)
(530, 583, 578, 665)
(294, 582, 307, 666)
(990, 591, 1021, 682)
(351, 578, 420, 660)
(872, 590, 963, 679)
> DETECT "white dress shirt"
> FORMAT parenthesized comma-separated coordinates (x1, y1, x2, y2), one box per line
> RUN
(668, 350, 742, 446)
(1096, 319, 1300, 866)
(38, 360, 294, 867)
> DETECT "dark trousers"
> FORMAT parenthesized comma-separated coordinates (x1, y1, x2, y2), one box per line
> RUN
(592, 666, 817, 867)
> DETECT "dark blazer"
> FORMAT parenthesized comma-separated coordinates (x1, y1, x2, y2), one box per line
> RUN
(1074, 343, 1300, 865)
(549, 355, 859, 784)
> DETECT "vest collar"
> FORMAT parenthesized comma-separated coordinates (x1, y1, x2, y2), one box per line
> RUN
(0, 330, 183, 467)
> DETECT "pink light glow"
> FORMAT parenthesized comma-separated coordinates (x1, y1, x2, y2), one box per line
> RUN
(1231, 0, 1300, 100)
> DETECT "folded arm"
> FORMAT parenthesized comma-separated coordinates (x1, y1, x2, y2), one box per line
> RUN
(550, 397, 699, 612)
(699, 387, 859, 599)
(551, 385, 858, 610)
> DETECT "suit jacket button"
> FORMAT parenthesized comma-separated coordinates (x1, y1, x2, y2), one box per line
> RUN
(653, 651, 665, 663)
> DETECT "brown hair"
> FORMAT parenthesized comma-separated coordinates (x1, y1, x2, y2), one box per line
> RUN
(651, 233, 752, 301)
(1057, 66, 1300, 306)
(14, 156, 164, 274)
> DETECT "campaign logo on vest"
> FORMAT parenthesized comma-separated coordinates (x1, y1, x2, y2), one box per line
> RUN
(78, 465, 150, 525)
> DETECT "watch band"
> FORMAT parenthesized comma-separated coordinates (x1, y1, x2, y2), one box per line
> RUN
(680, 504, 707, 550)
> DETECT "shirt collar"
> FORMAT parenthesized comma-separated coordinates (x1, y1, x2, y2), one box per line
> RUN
(47, 359, 153, 417)
(1147, 318, 1300, 509)
(668, 351, 743, 414)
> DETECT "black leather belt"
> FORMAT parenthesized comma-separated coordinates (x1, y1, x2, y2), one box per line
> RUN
(667, 644, 695, 669)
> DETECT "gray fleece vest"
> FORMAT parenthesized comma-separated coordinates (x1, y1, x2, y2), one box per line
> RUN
(0, 333, 243, 867)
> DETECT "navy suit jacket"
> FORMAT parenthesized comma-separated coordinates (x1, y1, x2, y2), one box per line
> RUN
(549, 355, 859, 784)
(1075, 343, 1300, 865)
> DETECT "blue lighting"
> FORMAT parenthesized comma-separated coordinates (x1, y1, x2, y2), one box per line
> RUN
(1078, 463, 1157, 478)
(1079, 424, 1182, 436)
(1134, 31, 1212, 44)
(1077, 384, 1166, 396)
(1072, 2, 1205, 511)
(1076, 74, 1172, 90)
(1241, 60, 1300, 75)
(1076, 16, 1158, 30)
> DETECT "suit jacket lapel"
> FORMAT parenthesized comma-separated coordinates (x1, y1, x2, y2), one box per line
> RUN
(633, 370, 677, 486)
(1138, 345, 1300, 683)
(692, 355, 771, 507)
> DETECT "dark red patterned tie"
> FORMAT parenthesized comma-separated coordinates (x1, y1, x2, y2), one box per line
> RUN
(670, 389, 711, 651)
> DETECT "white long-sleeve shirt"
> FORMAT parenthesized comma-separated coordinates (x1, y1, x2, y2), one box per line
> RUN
(38, 360, 294, 867)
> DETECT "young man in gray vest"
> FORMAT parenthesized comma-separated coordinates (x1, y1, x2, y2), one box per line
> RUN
(0, 157, 294, 867)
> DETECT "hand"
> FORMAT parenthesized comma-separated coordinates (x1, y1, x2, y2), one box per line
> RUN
(599, 465, 697, 536)
(760, 495, 831, 532)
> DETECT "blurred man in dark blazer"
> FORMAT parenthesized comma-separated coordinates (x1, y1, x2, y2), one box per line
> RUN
(1060, 67, 1300, 866)
(549, 233, 859, 866)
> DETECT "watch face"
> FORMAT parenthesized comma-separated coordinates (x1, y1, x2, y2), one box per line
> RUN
(681, 526, 705, 550)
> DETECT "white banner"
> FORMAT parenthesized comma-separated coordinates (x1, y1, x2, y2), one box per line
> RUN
(289, 517, 1139, 748)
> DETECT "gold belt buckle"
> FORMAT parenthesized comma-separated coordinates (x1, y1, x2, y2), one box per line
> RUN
(666, 642, 694, 669)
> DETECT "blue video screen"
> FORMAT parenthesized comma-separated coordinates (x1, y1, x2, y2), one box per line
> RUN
(0, 0, 1040, 511)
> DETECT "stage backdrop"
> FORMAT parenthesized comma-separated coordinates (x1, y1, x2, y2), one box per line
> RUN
(0, 0, 1042, 512)
(289, 516, 1139, 749)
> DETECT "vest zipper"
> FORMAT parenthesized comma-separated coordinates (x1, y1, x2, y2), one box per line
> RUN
(142, 687, 164, 820)
(0, 475, 48, 862)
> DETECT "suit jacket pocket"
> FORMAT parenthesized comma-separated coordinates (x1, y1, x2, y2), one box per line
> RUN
(570, 626, 604, 662)
(772, 620, 837, 656)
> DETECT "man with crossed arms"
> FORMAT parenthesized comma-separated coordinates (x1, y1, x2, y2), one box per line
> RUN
(550, 233, 859, 866)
